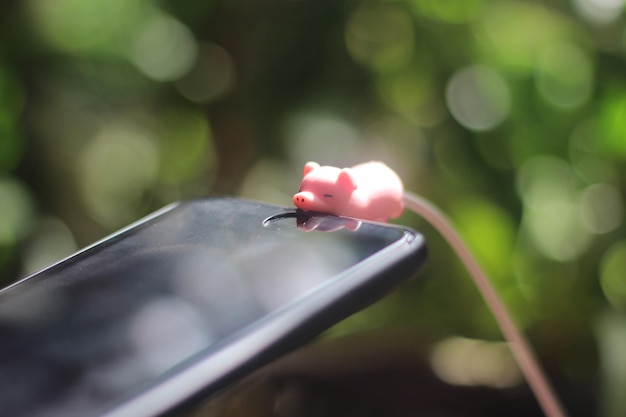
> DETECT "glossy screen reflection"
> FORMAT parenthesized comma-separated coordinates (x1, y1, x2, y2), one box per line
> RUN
(0, 199, 409, 417)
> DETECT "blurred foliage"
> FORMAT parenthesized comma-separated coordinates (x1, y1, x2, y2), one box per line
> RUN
(1, 0, 625, 415)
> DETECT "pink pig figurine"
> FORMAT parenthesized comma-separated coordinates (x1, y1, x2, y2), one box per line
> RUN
(293, 161, 405, 222)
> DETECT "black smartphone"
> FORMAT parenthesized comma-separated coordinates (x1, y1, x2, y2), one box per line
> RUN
(0, 197, 426, 417)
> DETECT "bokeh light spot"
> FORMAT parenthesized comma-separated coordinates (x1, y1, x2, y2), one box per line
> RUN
(175, 43, 236, 104)
(536, 42, 593, 110)
(28, 0, 147, 54)
(345, 4, 414, 73)
(130, 13, 197, 82)
(238, 160, 295, 207)
(580, 183, 623, 234)
(378, 65, 428, 112)
(600, 241, 626, 311)
(517, 156, 592, 261)
(569, 120, 618, 183)
(431, 337, 521, 388)
(446, 65, 510, 131)
(22, 218, 77, 276)
(376, 61, 446, 127)
(285, 113, 362, 169)
(78, 125, 158, 228)
(512, 242, 578, 315)
(525, 199, 592, 262)
(157, 111, 215, 185)
(473, 2, 576, 72)
(409, 0, 484, 23)
(598, 93, 626, 158)
(0, 177, 36, 246)
(361, 116, 429, 181)
(517, 156, 573, 209)
(573, 0, 626, 24)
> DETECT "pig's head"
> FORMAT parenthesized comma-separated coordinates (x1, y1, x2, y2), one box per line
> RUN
(293, 161, 357, 215)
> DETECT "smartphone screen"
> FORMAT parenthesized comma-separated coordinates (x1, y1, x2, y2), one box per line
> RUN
(0, 197, 425, 417)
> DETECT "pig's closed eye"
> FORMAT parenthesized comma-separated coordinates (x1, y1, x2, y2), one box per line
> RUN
(323, 194, 333, 198)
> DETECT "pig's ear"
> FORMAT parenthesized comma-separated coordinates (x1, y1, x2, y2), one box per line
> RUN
(337, 168, 357, 191)
(303, 161, 320, 177)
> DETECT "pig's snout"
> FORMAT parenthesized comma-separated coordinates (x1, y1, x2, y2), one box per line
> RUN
(293, 191, 314, 209)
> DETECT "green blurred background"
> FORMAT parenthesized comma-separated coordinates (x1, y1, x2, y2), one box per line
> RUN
(1, 0, 625, 415)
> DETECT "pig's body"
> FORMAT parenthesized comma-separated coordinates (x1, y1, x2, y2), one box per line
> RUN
(293, 161, 405, 222)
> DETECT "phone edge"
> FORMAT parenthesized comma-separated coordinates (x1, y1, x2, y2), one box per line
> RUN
(0, 202, 181, 295)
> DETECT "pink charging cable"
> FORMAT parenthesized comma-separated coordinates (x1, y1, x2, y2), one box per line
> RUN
(293, 161, 568, 417)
